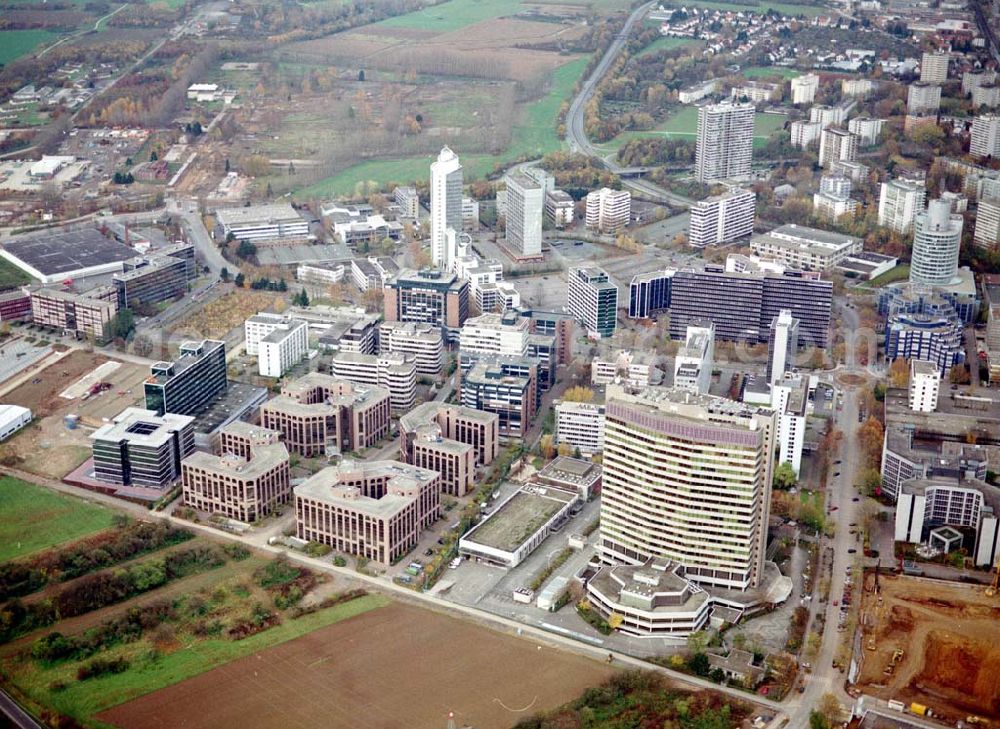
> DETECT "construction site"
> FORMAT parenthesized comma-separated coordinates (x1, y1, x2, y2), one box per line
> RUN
(855, 571, 1000, 725)
(0, 349, 147, 479)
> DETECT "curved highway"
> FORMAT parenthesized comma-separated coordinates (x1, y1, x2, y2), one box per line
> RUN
(564, 1, 694, 207)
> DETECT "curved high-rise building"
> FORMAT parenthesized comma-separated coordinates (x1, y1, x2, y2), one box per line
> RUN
(598, 385, 775, 592)
(910, 199, 963, 286)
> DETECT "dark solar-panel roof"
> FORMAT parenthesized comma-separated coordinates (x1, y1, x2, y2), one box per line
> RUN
(3, 228, 134, 276)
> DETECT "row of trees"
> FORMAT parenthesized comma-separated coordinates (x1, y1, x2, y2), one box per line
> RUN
(0, 521, 191, 601)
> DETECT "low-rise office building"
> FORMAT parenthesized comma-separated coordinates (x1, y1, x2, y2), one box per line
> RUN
(30, 287, 117, 341)
(378, 321, 444, 377)
(749, 224, 862, 271)
(214, 203, 309, 244)
(261, 374, 390, 457)
(554, 400, 605, 456)
(91, 408, 196, 492)
(329, 351, 417, 413)
(295, 460, 441, 564)
(399, 401, 499, 470)
(461, 362, 534, 440)
(182, 434, 290, 523)
(585, 559, 711, 637)
(0, 404, 31, 441)
(257, 318, 309, 378)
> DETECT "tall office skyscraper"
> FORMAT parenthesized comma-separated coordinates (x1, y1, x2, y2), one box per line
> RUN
(695, 102, 755, 182)
(910, 199, 964, 286)
(504, 170, 544, 259)
(878, 179, 926, 234)
(767, 309, 800, 384)
(599, 385, 775, 591)
(567, 266, 618, 339)
(430, 146, 463, 270)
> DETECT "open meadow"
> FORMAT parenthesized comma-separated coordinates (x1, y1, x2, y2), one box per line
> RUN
(0, 475, 115, 562)
(598, 106, 787, 152)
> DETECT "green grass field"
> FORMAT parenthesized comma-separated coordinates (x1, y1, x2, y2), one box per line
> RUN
(0, 476, 117, 562)
(660, 0, 826, 16)
(863, 264, 910, 287)
(597, 107, 787, 151)
(635, 36, 698, 58)
(0, 29, 60, 65)
(377, 0, 524, 32)
(0, 256, 34, 291)
(742, 65, 801, 79)
(295, 56, 589, 198)
(20, 594, 390, 720)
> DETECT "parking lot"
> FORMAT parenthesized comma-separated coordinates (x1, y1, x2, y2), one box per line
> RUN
(0, 337, 51, 386)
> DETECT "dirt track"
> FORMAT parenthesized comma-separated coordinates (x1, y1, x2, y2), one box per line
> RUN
(97, 601, 617, 729)
(856, 574, 1000, 722)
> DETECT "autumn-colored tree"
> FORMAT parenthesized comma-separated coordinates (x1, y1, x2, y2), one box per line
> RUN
(858, 416, 885, 469)
(949, 363, 971, 385)
(557, 442, 573, 457)
(539, 434, 556, 460)
(887, 357, 910, 388)
(562, 386, 595, 403)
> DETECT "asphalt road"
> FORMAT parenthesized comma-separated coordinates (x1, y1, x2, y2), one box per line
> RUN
(173, 200, 228, 276)
(564, 1, 693, 208)
(0, 687, 42, 729)
(784, 302, 865, 727)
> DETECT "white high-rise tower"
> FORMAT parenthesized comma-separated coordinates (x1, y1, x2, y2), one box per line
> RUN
(430, 146, 463, 270)
(910, 199, 963, 286)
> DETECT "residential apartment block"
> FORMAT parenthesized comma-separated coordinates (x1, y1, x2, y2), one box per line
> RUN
(878, 179, 927, 234)
(585, 188, 631, 234)
(971, 115, 1000, 160)
(688, 187, 755, 248)
(695, 101, 754, 182)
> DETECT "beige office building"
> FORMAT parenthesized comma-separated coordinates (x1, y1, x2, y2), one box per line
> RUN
(399, 402, 499, 495)
(261, 373, 390, 457)
(181, 425, 291, 522)
(599, 385, 775, 592)
(295, 460, 440, 564)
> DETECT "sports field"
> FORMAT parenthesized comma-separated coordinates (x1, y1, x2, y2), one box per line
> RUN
(0, 476, 116, 562)
(97, 601, 617, 729)
(377, 0, 525, 32)
(0, 29, 59, 65)
(742, 65, 801, 79)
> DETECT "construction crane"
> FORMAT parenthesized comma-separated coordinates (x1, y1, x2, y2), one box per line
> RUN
(986, 555, 1000, 597)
